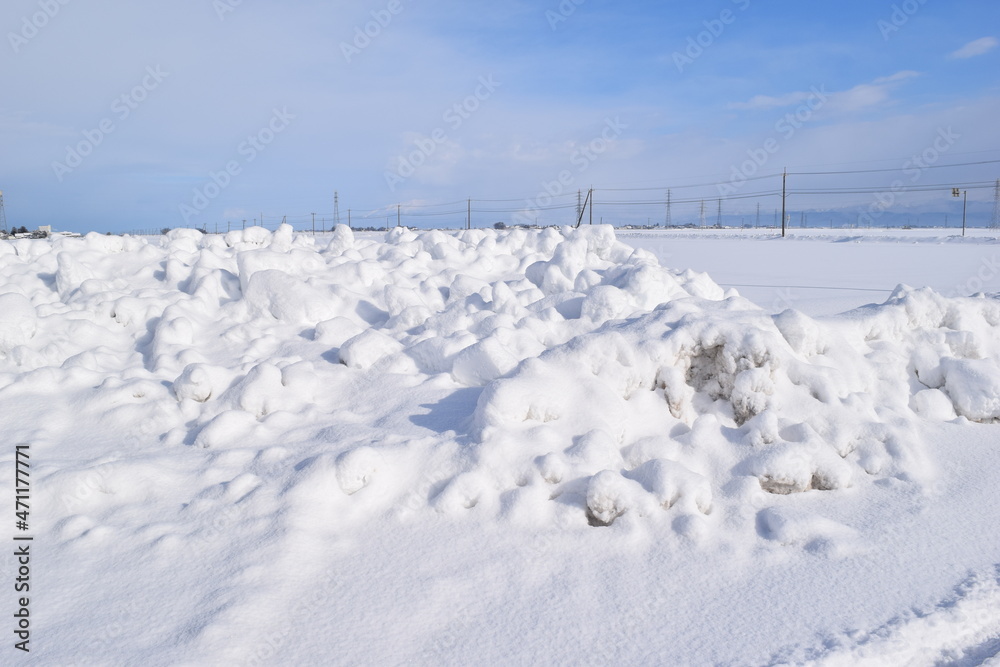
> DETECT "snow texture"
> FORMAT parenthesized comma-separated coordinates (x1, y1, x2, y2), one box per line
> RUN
(3, 225, 1000, 664)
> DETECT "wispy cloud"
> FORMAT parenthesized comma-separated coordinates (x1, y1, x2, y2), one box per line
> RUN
(729, 91, 816, 111)
(948, 36, 998, 59)
(729, 71, 920, 113)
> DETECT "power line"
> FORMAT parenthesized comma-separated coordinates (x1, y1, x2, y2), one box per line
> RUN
(790, 181, 996, 195)
(195, 160, 1000, 231)
(788, 159, 1000, 176)
(596, 149, 1000, 188)
(595, 157, 1000, 192)
(602, 172, 778, 193)
(597, 189, 781, 206)
(778, 148, 1000, 170)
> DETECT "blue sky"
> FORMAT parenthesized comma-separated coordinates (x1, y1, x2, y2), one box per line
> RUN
(2, 0, 998, 232)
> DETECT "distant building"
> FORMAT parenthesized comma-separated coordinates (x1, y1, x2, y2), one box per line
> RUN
(1, 225, 79, 240)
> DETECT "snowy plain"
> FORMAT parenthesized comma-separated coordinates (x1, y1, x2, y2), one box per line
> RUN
(2, 224, 1000, 666)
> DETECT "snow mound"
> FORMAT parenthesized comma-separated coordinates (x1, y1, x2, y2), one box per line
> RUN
(468, 284, 1000, 527)
(3, 224, 999, 544)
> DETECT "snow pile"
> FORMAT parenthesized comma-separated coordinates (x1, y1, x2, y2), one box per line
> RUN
(468, 282, 1000, 530)
(1, 225, 999, 542)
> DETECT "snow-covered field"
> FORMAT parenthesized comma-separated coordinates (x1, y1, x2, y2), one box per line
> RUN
(619, 227, 1000, 317)
(3, 225, 1000, 665)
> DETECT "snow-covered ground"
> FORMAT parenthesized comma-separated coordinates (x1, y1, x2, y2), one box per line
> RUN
(620, 227, 1000, 317)
(2, 225, 1000, 665)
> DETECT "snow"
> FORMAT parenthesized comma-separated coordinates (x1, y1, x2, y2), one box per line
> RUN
(2, 224, 1000, 664)
(619, 227, 1000, 316)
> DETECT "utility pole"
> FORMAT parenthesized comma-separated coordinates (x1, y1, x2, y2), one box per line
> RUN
(992, 179, 1000, 231)
(0, 190, 7, 233)
(467, 198, 471, 230)
(348, 209, 351, 229)
(699, 200, 706, 227)
(954, 188, 968, 237)
(574, 189, 593, 228)
(755, 202, 760, 228)
(312, 212, 316, 235)
(716, 198, 722, 228)
(576, 190, 582, 221)
(963, 190, 968, 237)
(242, 219, 246, 230)
(665, 189, 672, 227)
(397, 204, 401, 227)
(334, 191, 341, 227)
(781, 169, 787, 238)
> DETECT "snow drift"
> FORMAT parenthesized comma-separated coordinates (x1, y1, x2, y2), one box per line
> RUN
(2, 224, 998, 540)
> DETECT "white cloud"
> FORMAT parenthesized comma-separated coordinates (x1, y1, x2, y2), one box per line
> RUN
(949, 37, 998, 59)
(730, 71, 919, 114)
(729, 92, 814, 111)
(873, 70, 921, 84)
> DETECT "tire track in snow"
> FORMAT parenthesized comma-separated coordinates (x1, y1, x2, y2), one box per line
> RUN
(792, 565, 1000, 666)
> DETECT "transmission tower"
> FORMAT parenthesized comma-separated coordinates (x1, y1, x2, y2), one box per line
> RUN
(716, 199, 722, 228)
(755, 202, 760, 228)
(0, 190, 6, 233)
(576, 190, 583, 221)
(699, 200, 706, 227)
(665, 189, 672, 227)
(334, 191, 341, 227)
(992, 179, 1000, 230)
